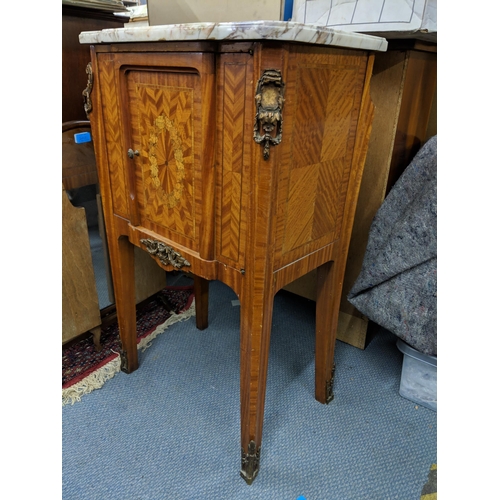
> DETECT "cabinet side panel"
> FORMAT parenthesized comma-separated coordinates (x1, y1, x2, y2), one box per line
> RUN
(97, 53, 129, 219)
(275, 48, 368, 269)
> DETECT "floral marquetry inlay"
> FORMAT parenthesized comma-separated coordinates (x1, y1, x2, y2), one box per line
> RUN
(132, 77, 196, 243)
(148, 114, 186, 209)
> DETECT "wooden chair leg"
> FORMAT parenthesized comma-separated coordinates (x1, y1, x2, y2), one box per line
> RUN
(315, 260, 342, 404)
(193, 276, 209, 330)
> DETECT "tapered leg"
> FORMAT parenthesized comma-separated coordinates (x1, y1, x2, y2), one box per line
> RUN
(110, 235, 137, 373)
(239, 286, 274, 484)
(315, 260, 342, 404)
(193, 276, 209, 330)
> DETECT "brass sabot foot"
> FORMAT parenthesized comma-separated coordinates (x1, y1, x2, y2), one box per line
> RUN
(240, 440, 261, 485)
(120, 349, 131, 374)
(325, 362, 336, 404)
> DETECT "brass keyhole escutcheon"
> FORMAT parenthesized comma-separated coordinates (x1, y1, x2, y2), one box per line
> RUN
(127, 148, 140, 159)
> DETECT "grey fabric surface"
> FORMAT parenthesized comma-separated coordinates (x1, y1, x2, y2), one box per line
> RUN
(348, 136, 437, 356)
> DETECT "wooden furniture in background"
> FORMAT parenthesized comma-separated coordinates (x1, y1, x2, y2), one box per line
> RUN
(62, 121, 167, 319)
(285, 40, 437, 349)
(63, 2, 126, 123)
(383, 41, 437, 194)
(62, 121, 102, 348)
(63, 3, 168, 320)
(62, 182, 102, 349)
(62, 120, 100, 190)
(85, 34, 380, 483)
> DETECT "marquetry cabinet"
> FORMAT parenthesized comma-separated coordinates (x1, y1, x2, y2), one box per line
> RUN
(82, 23, 386, 484)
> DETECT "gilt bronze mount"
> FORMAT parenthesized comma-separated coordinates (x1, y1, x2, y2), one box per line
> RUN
(120, 348, 129, 373)
(140, 238, 191, 269)
(253, 69, 285, 160)
(240, 440, 261, 485)
(82, 62, 93, 118)
(325, 363, 336, 404)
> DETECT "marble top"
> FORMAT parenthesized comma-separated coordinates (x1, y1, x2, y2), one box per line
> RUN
(79, 20, 387, 51)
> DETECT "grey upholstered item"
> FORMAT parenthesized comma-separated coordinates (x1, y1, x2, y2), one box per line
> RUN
(348, 136, 437, 357)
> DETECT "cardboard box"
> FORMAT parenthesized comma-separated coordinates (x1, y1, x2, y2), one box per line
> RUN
(147, 0, 284, 25)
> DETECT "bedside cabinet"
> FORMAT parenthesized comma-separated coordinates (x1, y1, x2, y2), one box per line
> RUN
(81, 21, 386, 483)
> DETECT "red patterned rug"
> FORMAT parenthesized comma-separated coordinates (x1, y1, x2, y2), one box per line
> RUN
(62, 286, 195, 405)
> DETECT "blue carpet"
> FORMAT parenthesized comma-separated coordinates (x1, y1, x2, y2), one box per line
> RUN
(62, 279, 437, 500)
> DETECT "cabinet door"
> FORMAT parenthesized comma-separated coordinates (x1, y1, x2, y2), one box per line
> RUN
(100, 51, 216, 258)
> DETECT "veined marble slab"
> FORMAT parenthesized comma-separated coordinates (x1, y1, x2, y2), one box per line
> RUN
(79, 20, 387, 51)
